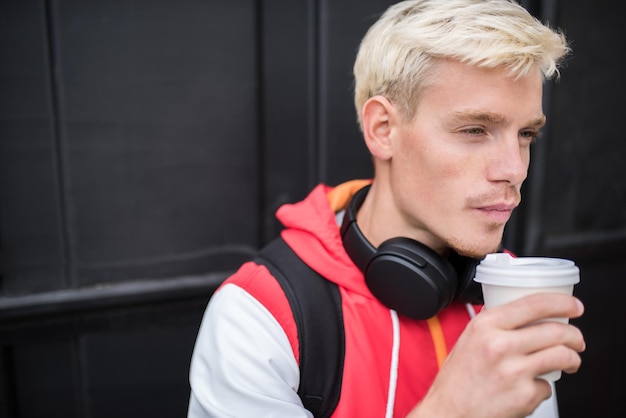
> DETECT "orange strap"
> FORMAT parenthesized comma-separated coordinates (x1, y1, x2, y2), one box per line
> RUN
(326, 179, 372, 212)
(426, 316, 448, 368)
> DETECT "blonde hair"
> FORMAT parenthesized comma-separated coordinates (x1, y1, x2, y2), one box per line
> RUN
(353, 0, 570, 128)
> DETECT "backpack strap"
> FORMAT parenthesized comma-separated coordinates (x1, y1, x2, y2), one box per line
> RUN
(255, 236, 344, 418)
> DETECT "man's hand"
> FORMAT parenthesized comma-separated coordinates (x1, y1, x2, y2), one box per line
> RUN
(408, 293, 585, 418)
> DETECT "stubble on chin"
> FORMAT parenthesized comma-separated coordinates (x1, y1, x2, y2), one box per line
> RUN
(446, 225, 504, 259)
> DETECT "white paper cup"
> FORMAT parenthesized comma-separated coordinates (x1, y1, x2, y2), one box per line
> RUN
(474, 253, 580, 381)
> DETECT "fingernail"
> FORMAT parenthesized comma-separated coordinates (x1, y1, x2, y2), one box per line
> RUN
(576, 298, 585, 314)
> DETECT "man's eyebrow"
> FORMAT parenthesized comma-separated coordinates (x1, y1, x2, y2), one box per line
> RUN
(447, 111, 547, 128)
(448, 110, 508, 125)
(527, 115, 547, 128)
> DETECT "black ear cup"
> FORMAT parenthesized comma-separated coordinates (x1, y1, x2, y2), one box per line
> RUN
(340, 185, 483, 319)
(448, 250, 483, 306)
(365, 237, 459, 319)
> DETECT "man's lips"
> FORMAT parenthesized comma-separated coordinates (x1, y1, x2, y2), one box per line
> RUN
(474, 202, 518, 223)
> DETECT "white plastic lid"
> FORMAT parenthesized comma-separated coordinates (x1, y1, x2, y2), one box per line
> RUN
(474, 253, 580, 287)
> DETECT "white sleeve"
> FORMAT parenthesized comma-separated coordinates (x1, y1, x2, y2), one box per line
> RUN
(187, 283, 313, 418)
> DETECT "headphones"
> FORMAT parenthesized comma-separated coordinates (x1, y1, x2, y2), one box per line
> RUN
(340, 184, 483, 319)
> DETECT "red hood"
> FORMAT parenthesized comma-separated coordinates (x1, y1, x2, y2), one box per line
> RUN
(276, 180, 374, 298)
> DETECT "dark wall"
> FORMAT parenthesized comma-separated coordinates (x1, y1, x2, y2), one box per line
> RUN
(524, 2, 626, 416)
(1, 0, 262, 295)
(0, 1, 624, 417)
(0, 1, 383, 416)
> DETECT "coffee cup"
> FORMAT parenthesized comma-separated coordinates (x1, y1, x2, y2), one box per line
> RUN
(473, 252, 580, 381)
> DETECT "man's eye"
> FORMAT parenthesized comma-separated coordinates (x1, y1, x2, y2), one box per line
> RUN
(520, 130, 542, 143)
(464, 127, 485, 135)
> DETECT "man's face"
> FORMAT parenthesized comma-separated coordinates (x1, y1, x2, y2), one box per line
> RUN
(389, 60, 545, 258)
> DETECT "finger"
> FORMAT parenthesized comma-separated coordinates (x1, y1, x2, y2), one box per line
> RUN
(501, 376, 553, 417)
(511, 321, 586, 354)
(527, 344, 583, 378)
(482, 293, 584, 330)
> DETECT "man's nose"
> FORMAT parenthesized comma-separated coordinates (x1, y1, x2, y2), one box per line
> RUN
(486, 136, 529, 186)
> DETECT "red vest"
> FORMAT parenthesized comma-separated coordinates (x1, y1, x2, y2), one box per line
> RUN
(221, 180, 477, 417)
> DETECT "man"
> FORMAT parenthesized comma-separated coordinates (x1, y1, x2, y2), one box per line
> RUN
(188, 1, 586, 416)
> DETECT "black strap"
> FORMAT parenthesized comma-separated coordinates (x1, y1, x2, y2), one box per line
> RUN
(255, 236, 344, 418)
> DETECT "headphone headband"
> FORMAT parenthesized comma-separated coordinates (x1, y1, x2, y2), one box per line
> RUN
(340, 184, 375, 272)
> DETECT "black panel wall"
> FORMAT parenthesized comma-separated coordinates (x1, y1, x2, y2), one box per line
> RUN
(520, 2, 626, 416)
(1, 0, 624, 417)
(0, 1, 386, 416)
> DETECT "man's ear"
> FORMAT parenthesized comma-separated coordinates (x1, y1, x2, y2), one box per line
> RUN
(361, 95, 396, 160)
